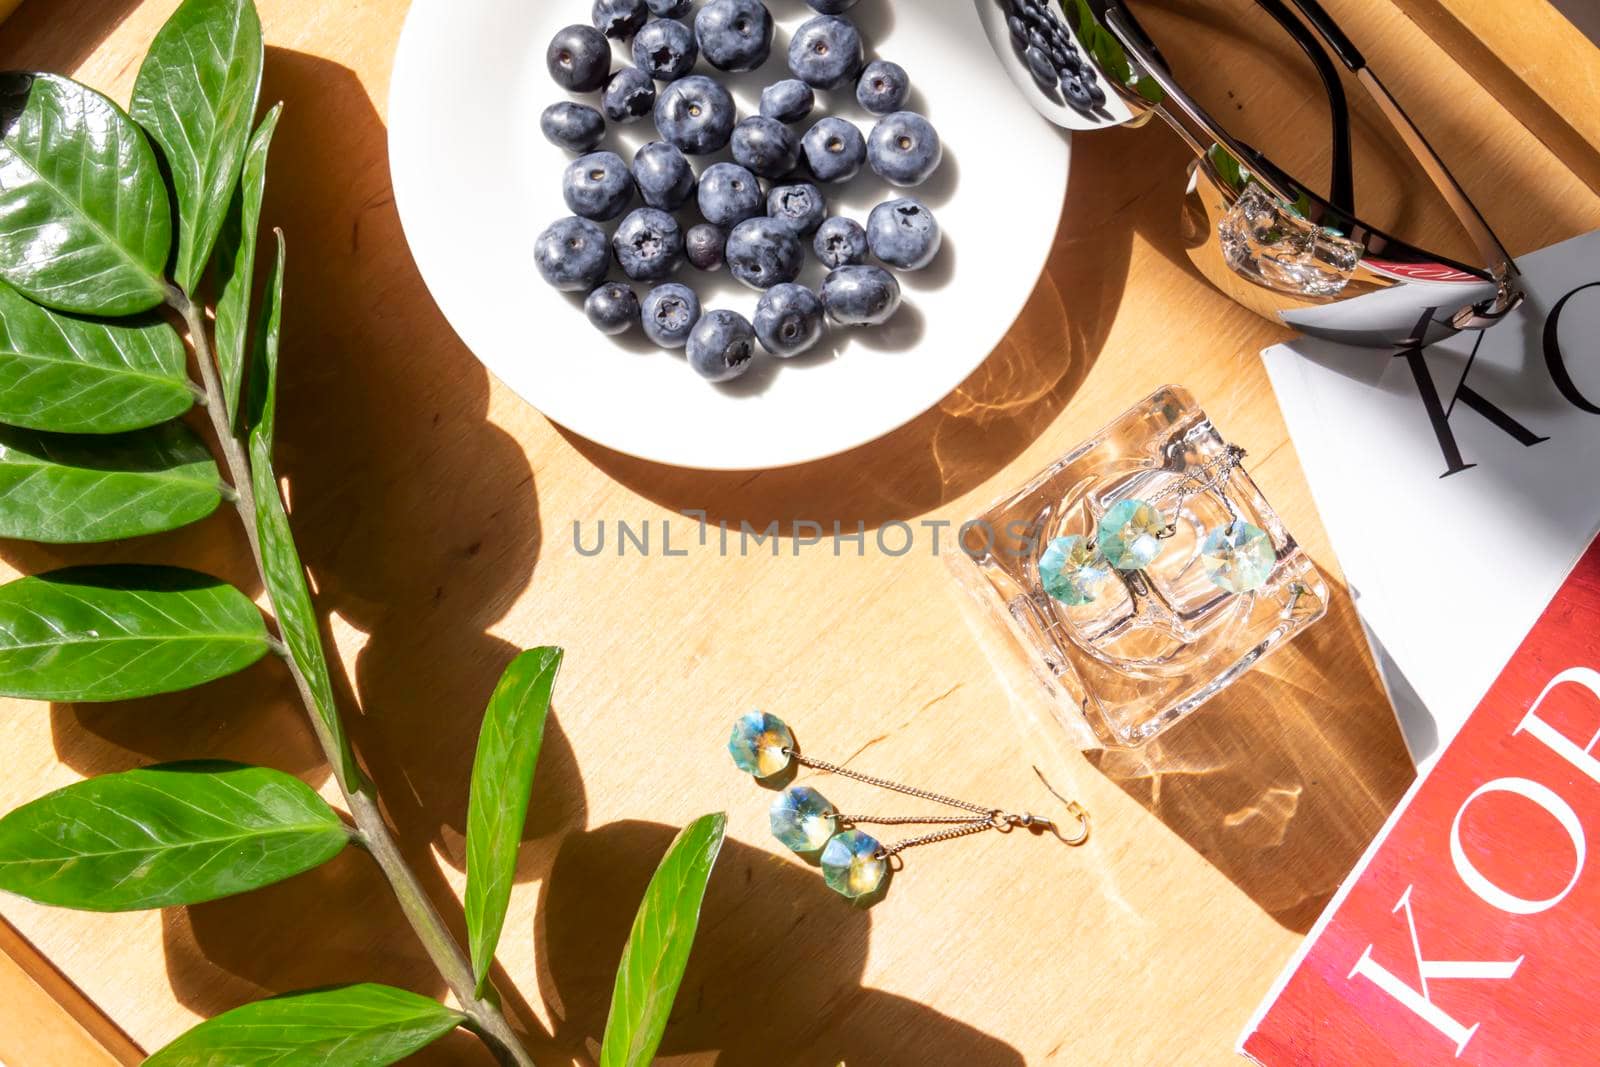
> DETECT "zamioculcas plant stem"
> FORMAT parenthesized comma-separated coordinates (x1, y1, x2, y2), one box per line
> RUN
(0, 0, 725, 1063)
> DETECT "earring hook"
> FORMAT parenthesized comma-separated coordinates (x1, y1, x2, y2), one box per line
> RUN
(1030, 766, 1092, 846)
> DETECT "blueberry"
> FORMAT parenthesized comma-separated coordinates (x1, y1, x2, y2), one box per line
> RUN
(855, 60, 909, 115)
(633, 19, 698, 82)
(695, 0, 774, 72)
(1085, 74, 1107, 106)
(1060, 73, 1095, 111)
(593, 0, 648, 39)
(1007, 15, 1029, 48)
(602, 68, 656, 123)
(800, 116, 865, 183)
(867, 111, 942, 187)
(686, 309, 758, 381)
(540, 101, 606, 152)
(563, 151, 634, 221)
(725, 217, 803, 290)
(821, 264, 900, 325)
(632, 141, 697, 210)
(1055, 46, 1084, 76)
(767, 182, 826, 235)
(698, 162, 764, 227)
(536, 217, 610, 291)
(867, 197, 941, 270)
(760, 79, 815, 125)
(803, 0, 858, 11)
(731, 116, 800, 179)
(788, 16, 863, 90)
(613, 207, 685, 280)
(812, 215, 868, 268)
(646, 0, 692, 14)
(1024, 45, 1057, 90)
(586, 282, 641, 334)
(754, 283, 824, 357)
(654, 75, 737, 154)
(547, 25, 611, 93)
(641, 282, 701, 347)
(686, 223, 727, 271)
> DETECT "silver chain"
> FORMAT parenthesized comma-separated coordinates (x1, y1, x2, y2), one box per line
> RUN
(1151, 444, 1246, 534)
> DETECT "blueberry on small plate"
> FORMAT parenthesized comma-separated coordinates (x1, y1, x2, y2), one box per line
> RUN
(867, 111, 942, 187)
(698, 162, 765, 227)
(788, 15, 863, 90)
(563, 151, 635, 221)
(602, 68, 656, 123)
(633, 18, 698, 82)
(687, 309, 759, 381)
(813, 215, 867, 269)
(641, 282, 702, 347)
(821, 264, 901, 325)
(536, 217, 611, 291)
(800, 116, 866, 183)
(695, 0, 775, 73)
(685, 223, 727, 272)
(592, 0, 648, 40)
(760, 79, 815, 125)
(613, 207, 686, 281)
(547, 24, 611, 92)
(754, 283, 825, 358)
(632, 140, 697, 210)
(540, 102, 606, 152)
(856, 60, 910, 116)
(654, 75, 737, 154)
(586, 282, 641, 335)
(767, 182, 826, 236)
(867, 197, 941, 270)
(725, 217, 804, 290)
(731, 116, 800, 179)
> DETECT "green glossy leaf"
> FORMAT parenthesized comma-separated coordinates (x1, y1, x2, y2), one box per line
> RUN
(131, 0, 264, 294)
(244, 229, 283, 446)
(144, 984, 465, 1066)
(0, 281, 191, 433)
(0, 422, 222, 543)
(0, 565, 269, 701)
(214, 105, 279, 429)
(0, 761, 348, 911)
(1208, 143, 1244, 191)
(464, 647, 563, 995)
(246, 267, 357, 788)
(0, 72, 171, 315)
(600, 812, 727, 1067)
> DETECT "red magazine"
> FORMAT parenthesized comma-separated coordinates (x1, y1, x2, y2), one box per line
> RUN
(1241, 538, 1600, 1066)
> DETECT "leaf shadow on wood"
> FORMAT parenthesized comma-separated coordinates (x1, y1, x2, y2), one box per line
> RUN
(0, 0, 147, 75)
(0, 46, 558, 1064)
(536, 819, 1026, 1067)
(564, 120, 1198, 534)
(1084, 576, 1415, 933)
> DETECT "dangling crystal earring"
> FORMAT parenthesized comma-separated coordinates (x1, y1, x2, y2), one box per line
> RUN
(1038, 444, 1277, 604)
(728, 711, 1090, 901)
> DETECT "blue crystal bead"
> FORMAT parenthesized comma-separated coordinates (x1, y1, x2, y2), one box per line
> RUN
(1201, 521, 1275, 593)
(820, 829, 887, 899)
(1096, 499, 1166, 570)
(770, 786, 837, 852)
(1039, 534, 1110, 605)
(728, 711, 794, 778)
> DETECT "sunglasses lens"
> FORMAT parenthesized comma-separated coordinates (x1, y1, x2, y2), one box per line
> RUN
(1217, 182, 1361, 297)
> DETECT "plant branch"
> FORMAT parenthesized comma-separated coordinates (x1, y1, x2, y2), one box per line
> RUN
(172, 292, 539, 1067)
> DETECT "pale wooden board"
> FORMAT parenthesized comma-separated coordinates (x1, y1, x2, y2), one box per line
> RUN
(0, 0, 1596, 1064)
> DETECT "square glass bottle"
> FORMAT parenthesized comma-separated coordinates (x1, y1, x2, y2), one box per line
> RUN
(952, 385, 1327, 748)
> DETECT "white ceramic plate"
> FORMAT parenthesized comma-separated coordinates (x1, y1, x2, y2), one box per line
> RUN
(389, 0, 1070, 470)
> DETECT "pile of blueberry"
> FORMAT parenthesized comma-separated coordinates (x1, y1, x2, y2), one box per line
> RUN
(1001, 0, 1106, 114)
(536, 0, 944, 383)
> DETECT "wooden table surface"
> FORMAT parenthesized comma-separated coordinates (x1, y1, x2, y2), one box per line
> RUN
(1, 1, 1596, 1064)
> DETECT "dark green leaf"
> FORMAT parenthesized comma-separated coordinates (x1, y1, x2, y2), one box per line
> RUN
(0, 761, 348, 911)
(214, 105, 279, 430)
(0, 422, 222, 543)
(144, 984, 465, 1066)
(0, 73, 171, 315)
(0, 565, 269, 701)
(464, 647, 562, 995)
(1207, 143, 1244, 191)
(244, 229, 283, 446)
(247, 292, 358, 787)
(130, 0, 264, 294)
(600, 812, 727, 1067)
(0, 281, 191, 433)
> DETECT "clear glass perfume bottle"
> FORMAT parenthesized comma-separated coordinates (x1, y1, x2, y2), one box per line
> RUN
(952, 385, 1327, 748)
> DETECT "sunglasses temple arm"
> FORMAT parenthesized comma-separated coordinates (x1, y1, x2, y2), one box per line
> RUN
(1280, 0, 1522, 296)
